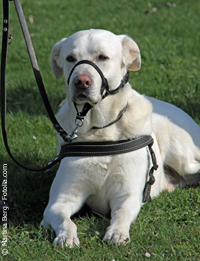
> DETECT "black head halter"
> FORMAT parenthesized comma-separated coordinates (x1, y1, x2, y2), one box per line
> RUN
(66, 60, 130, 140)
(67, 59, 129, 103)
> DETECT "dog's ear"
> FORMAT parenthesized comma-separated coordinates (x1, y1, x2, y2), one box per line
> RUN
(119, 35, 141, 71)
(50, 38, 66, 79)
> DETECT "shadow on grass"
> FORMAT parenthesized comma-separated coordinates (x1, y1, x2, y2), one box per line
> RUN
(0, 153, 55, 225)
(6, 83, 65, 116)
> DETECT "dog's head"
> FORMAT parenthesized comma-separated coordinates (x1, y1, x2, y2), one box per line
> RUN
(50, 29, 141, 106)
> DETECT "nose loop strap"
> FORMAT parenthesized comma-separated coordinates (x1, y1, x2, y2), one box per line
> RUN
(67, 60, 109, 94)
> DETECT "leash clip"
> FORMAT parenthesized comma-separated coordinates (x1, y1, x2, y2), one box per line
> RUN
(66, 117, 84, 141)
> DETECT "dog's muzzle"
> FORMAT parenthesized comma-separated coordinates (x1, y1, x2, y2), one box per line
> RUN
(67, 60, 129, 100)
(66, 60, 130, 140)
(67, 60, 109, 98)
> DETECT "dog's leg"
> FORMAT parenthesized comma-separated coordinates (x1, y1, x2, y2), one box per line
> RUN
(103, 195, 141, 245)
(102, 149, 149, 245)
(50, 207, 80, 248)
(41, 197, 86, 248)
(41, 157, 93, 247)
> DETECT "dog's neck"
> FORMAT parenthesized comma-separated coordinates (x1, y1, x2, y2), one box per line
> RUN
(57, 83, 152, 147)
(68, 84, 131, 139)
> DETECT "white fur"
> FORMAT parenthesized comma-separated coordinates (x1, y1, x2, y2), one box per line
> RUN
(41, 29, 200, 247)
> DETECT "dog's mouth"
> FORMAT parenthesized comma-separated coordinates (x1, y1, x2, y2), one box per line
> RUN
(73, 93, 99, 106)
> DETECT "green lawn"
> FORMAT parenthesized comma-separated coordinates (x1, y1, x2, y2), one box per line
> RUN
(0, 0, 200, 260)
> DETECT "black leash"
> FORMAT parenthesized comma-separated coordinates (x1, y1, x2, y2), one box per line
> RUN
(1, 0, 61, 171)
(1, 0, 158, 202)
(13, 0, 73, 143)
(0, 0, 131, 170)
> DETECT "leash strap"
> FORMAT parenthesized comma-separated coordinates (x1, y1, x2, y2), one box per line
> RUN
(0, 0, 62, 171)
(13, 0, 71, 143)
(143, 144, 158, 202)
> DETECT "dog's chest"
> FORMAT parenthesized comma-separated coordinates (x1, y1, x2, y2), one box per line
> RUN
(73, 155, 132, 213)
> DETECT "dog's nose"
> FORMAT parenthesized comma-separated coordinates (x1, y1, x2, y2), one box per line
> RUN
(74, 75, 91, 89)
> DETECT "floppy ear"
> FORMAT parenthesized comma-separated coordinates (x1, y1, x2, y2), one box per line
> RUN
(119, 35, 141, 71)
(50, 38, 67, 79)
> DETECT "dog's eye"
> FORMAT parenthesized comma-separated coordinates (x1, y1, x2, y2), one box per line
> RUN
(98, 54, 109, 61)
(66, 55, 76, 62)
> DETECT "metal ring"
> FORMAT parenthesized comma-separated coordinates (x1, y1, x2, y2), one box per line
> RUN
(75, 118, 84, 127)
(8, 36, 13, 45)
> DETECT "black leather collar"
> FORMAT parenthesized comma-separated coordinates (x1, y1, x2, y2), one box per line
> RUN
(91, 104, 128, 130)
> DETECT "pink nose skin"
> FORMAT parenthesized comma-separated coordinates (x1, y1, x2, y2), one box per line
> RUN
(73, 74, 92, 89)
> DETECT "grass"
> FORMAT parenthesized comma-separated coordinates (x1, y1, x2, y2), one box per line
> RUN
(0, 0, 200, 260)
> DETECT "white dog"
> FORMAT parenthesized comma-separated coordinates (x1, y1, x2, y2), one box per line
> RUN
(41, 29, 200, 247)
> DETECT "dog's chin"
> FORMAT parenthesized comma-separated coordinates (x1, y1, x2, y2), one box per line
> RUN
(73, 94, 99, 106)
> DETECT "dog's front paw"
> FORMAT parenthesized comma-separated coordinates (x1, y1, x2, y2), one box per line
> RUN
(103, 228, 130, 245)
(53, 232, 80, 248)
